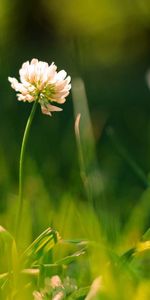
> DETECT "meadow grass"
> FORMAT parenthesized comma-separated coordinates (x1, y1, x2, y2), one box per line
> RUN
(0, 74, 150, 300)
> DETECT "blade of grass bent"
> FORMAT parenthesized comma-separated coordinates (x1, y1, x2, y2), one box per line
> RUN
(72, 77, 105, 208)
(21, 227, 60, 265)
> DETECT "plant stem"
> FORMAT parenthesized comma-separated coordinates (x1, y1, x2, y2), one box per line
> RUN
(15, 99, 39, 241)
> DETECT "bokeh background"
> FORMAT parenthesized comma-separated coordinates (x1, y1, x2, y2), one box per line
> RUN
(0, 0, 150, 240)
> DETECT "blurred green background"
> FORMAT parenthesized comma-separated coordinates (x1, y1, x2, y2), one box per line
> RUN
(0, 0, 150, 238)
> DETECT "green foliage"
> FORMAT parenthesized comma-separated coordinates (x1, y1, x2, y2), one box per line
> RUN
(0, 216, 150, 299)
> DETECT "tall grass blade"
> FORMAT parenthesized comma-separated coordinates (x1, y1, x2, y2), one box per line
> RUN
(72, 77, 105, 209)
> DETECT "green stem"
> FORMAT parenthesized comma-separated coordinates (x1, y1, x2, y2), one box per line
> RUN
(15, 99, 39, 241)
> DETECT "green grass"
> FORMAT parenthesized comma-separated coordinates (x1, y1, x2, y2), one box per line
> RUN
(0, 76, 150, 299)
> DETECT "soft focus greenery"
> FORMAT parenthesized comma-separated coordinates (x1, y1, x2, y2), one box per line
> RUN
(0, 0, 150, 299)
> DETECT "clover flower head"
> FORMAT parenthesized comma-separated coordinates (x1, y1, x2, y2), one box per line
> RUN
(8, 58, 71, 116)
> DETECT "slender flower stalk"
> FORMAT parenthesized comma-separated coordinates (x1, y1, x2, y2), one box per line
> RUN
(15, 98, 39, 239)
(8, 58, 71, 241)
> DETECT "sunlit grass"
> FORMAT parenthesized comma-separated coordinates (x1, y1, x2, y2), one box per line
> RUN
(0, 65, 150, 299)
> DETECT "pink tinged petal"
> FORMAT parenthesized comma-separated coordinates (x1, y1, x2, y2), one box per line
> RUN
(41, 106, 52, 116)
(31, 58, 39, 65)
(36, 62, 49, 82)
(8, 77, 19, 90)
(28, 65, 36, 82)
(17, 95, 23, 101)
(17, 94, 26, 101)
(68, 83, 71, 90)
(56, 70, 67, 81)
(26, 95, 35, 102)
(19, 68, 30, 83)
(41, 104, 62, 116)
(49, 62, 57, 72)
(55, 89, 70, 98)
(35, 63, 47, 82)
(50, 97, 66, 104)
(17, 93, 34, 102)
(55, 80, 68, 91)
(8, 77, 26, 93)
(62, 83, 71, 92)
(59, 75, 71, 85)
(47, 65, 57, 81)
(56, 98, 66, 104)
(21, 61, 29, 69)
(46, 104, 62, 112)
(54, 76, 71, 93)
(39, 61, 49, 70)
(55, 81, 71, 93)
(66, 75, 71, 84)
(54, 89, 70, 103)
(38, 66, 49, 86)
(20, 80, 32, 89)
(20, 62, 30, 80)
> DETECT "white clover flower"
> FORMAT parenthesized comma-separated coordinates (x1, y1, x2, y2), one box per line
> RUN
(8, 58, 71, 116)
